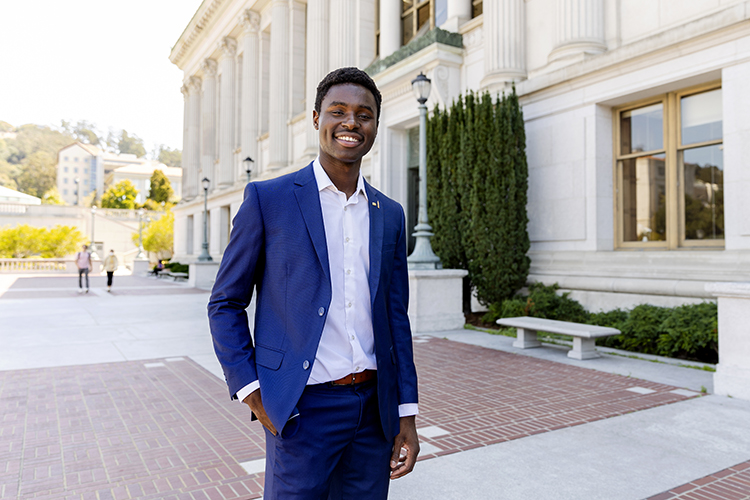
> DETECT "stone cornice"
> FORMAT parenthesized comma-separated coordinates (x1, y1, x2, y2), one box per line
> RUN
(170, 0, 226, 68)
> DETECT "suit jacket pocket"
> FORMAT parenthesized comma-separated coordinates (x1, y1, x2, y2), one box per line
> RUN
(255, 345, 285, 370)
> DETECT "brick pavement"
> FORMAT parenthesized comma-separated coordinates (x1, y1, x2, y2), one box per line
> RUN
(647, 462, 750, 500)
(1, 336, 705, 499)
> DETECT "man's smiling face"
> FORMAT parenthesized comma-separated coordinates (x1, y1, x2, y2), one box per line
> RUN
(313, 83, 378, 168)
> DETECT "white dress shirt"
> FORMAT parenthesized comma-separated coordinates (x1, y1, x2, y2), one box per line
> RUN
(237, 159, 417, 418)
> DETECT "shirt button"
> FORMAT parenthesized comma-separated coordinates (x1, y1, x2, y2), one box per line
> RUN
(348, 302, 352, 308)
(345, 237, 350, 243)
(303, 360, 310, 370)
(346, 269, 351, 275)
(318, 307, 325, 316)
(350, 335, 355, 340)
(344, 207, 347, 211)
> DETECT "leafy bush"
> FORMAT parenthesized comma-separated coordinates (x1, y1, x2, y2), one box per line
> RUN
(0, 224, 85, 258)
(164, 261, 188, 274)
(658, 302, 718, 363)
(484, 283, 718, 363)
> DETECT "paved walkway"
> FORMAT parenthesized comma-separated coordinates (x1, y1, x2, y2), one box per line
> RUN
(1, 274, 748, 499)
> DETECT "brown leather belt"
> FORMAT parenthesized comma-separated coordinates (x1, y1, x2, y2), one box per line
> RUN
(330, 369, 377, 386)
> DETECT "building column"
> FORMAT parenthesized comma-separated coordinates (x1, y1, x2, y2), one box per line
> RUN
(268, 0, 290, 169)
(305, 0, 329, 157)
(180, 84, 192, 200)
(379, 0, 400, 59)
(240, 10, 260, 178)
(549, 0, 605, 62)
(443, 0, 472, 32)
(218, 37, 237, 187)
(187, 76, 202, 200)
(200, 59, 217, 190)
(481, 0, 526, 91)
(330, 0, 357, 68)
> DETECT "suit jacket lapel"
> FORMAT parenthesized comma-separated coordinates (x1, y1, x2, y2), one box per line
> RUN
(366, 182, 384, 306)
(294, 164, 331, 284)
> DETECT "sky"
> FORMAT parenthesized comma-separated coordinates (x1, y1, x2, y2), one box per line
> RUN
(0, 0, 204, 153)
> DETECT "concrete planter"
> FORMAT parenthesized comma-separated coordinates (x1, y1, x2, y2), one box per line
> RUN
(408, 269, 468, 333)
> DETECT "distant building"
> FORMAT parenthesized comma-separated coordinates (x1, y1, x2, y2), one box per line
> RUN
(105, 161, 183, 204)
(0, 185, 41, 212)
(56, 143, 182, 205)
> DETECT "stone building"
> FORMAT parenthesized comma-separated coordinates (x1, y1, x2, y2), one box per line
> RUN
(169, 0, 750, 310)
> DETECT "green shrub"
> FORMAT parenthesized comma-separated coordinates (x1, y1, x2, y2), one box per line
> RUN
(658, 302, 718, 363)
(164, 261, 188, 274)
(483, 283, 588, 324)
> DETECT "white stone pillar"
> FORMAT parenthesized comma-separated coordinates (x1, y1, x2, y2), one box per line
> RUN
(268, 0, 290, 169)
(708, 282, 750, 401)
(180, 84, 192, 200)
(187, 76, 202, 200)
(218, 37, 237, 187)
(240, 10, 260, 177)
(481, 0, 526, 91)
(200, 59, 217, 189)
(305, 0, 329, 157)
(443, 0, 472, 32)
(379, 0, 400, 59)
(549, 0, 605, 62)
(330, 0, 357, 68)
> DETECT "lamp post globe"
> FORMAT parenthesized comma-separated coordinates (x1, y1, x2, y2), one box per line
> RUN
(243, 157, 254, 184)
(407, 72, 441, 270)
(135, 207, 147, 260)
(198, 178, 213, 261)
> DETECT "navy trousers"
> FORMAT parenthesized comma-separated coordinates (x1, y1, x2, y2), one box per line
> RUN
(263, 380, 392, 500)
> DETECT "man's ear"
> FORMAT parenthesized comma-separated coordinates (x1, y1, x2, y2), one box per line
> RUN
(312, 110, 319, 130)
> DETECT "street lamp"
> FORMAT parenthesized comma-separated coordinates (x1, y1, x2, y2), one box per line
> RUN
(407, 72, 441, 270)
(198, 177, 213, 261)
(74, 178, 80, 206)
(89, 205, 99, 259)
(135, 207, 147, 260)
(243, 157, 254, 184)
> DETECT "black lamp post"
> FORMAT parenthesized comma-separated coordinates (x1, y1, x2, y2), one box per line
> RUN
(136, 208, 146, 260)
(198, 177, 213, 261)
(243, 157, 254, 184)
(74, 178, 80, 206)
(89, 205, 99, 259)
(407, 72, 441, 270)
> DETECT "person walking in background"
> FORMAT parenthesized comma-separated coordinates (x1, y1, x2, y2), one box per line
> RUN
(103, 249, 118, 293)
(76, 244, 92, 293)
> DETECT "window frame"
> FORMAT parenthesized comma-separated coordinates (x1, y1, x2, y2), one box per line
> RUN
(401, 0, 435, 47)
(613, 81, 723, 251)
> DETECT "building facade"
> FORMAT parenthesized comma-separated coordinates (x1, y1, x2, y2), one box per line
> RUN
(170, 0, 750, 310)
(57, 143, 182, 206)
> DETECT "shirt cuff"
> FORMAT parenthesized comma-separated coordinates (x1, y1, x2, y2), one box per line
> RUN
(236, 380, 260, 403)
(398, 403, 419, 417)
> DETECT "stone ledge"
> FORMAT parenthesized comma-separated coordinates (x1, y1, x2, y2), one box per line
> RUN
(706, 281, 750, 298)
(365, 28, 463, 76)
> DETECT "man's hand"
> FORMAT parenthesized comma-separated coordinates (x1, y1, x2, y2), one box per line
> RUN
(242, 389, 278, 436)
(390, 415, 419, 479)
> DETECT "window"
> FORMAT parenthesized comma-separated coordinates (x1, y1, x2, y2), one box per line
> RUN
(64, 156, 68, 161)
(402, 0, 447, 46)
(63, 189, 68, 195)
(64, 178, 68, 184)
(615, 84, 723, 249)
(64, 166, 68, 173)
(84, 158, 89, 162)
(74, 157, 78, 162)
(74, 167, 79, 173)
(84, 168, 88, 173)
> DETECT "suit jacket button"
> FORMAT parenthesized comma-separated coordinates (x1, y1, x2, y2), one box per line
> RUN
(303, 360, 310, 370)
(318, 307, 325, 316)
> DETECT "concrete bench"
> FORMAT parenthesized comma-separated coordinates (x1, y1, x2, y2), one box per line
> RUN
(168, 272, 188, 282)
(496, 316, 620, 360)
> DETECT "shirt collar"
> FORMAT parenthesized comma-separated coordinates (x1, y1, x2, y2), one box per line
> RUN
(313, 157, 368, 201)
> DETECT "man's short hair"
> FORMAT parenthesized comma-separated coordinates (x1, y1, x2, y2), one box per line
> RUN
(315, 67, 382, 121)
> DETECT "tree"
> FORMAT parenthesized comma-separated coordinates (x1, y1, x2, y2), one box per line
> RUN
(60, 120, 101, 146)
(15, 150, 56, 198)
(148, 169, 174, 203)
(117, 130, 146, 157)
(42, 187, 66, 205)
(156, 145, 182, 168)
(0, 224, 83, 258)
(132, 211, 174, 256)
(101, 179, 138, 209)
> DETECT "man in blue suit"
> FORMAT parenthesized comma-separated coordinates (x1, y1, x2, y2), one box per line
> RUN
(208, 67, 419, 499)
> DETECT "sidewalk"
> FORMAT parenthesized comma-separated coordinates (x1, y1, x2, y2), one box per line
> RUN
(0, 274, 748, 499)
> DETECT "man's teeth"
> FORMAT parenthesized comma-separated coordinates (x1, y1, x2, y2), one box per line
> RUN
(338, 136, 359, 143)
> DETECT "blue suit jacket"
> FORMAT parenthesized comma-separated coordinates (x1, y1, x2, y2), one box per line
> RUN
(207, 163, 418, 441)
